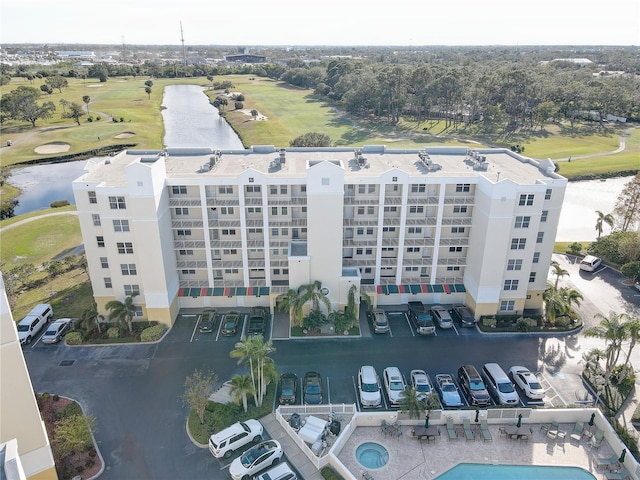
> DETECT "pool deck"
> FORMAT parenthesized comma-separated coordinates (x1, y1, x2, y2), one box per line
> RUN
(337, 423, 618, 479)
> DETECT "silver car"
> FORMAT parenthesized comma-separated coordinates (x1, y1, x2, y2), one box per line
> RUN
(42, 318, 72, 344)
(431, 306, 454, 329)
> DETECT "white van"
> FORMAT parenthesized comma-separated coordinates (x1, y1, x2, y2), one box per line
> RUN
(17, 303, 53, 345)
(579, 255, 602, 272)
(482, 363, 519, 406)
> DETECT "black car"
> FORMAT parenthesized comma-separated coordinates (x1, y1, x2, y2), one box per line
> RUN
(199, 309, 216, 333)
(451, 305, 476, 328)
(303, 371, 323, 404)
(221, 311, 241, 336)
(458, 365, 491, 407)
(278, 373, 298, 405)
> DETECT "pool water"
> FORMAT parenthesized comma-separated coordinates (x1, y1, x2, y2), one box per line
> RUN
(355, 442, 389, 469)
(436, 463, 596, 479)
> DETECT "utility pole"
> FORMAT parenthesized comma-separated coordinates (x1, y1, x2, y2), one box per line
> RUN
(180, 21, 187, 67)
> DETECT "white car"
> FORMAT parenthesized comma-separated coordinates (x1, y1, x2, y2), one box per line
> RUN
(255, 461, 297, 480)
(431, 305, 454, 329)
(208, 419, 263, 459)
(358, 365, 382, 408)
(42, 318, 73, 344)
(383, 366, 406, 405)
(410, 369, 433, 401)
(509, 366, 545, 400)
(229, 440, 283, 480)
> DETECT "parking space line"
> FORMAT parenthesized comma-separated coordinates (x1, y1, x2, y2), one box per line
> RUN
(403, 312, 416, 337)
(452, 323, 460, 336)
(215, 314, 223, 340)
(189, 314, 201, 343)
(326, 377, 331, 404)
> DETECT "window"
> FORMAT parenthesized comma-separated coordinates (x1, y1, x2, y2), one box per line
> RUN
(407, 247, 420, 253)
(104, 277, 112, 288)
(248, 228, 263, 234)
(541, 210, 548, 222)
(411, 184, 426, 193)
(366, 248, 373, 255)
(365, 268, 372, 274)
(181, 269, 196, 274)
(514, 216, 530, 228)
(409, 206, 424, 214)
(220, 207, 234, 215)
(357, 207, 365, 215)
(175, 207, 189, 215)
(281, 207, 288, 215)
(280, 185, 287, 194)
(529, 272, 536, 283)
(447, 266, 461, 271)
(545, 189, 552, 200)
(406, 266, 419, 272)
(113, 219, 130, 232)
(281, 228, 288, 236)
(219, 185, 233, 194)
(507, 259, 523, 271)
(456, 184, 470, 192)
(518, 194, 534, 206)
(358, 185, 366, 194)
(223, 249, 238, 255)
(88, 191, 97, 204)
(273, 268, 281, 275)
(366, 228, 374, 235)
(246, 184, 260, 192)
(449, 246, 463, 252)
(124, 284, 140, 296)
(511, 238, 526, 250)
(500, 300, 515, 312)
(117, 242, 134, 254)
(537, 232, 544, 243)
(408, 227, 422, 234)
(221, 229, 236, 236)
(384, 206, 398, 213)
(247, 207, 261, 214)
(133, 306, 143, 317)
(451, 227, 465, 233)
(270, 186, 278, 195)
(453, 205, 468, 213)
(504, 280, 519, 291)
(172, 185, 187, 195)
(367, 206, 375, 215)
(97, 236, 105, 247)
(382, 227, 396, 232)
(92, 214, 101, 226)
(356, 248, 363, 255)
(271, 228, 278, 236)
(100, 257, 109, 268)
(109, 196, 126, 209)
(368, 184, 376, 193)
(271, 207, 278, 216)
(179, 249, 194, 255)
(177, 229, 191, 236)
(121, 264, 137, 275)
(357, 228, 364, 235)
(533, 252, 540, 264)
(224, 268, 239, 274)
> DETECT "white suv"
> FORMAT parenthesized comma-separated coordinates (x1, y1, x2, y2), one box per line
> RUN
(208, 419, 263, 459)
(579, 255, 602, 272)
(431, 305, 453, 329)
(383, 366, 406, 405)
(358, 365, 382, 408)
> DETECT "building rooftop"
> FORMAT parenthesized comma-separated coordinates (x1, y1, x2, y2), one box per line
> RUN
(76, 146, 563, 188)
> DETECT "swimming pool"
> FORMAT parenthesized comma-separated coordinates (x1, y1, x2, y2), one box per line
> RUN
(435, 463, 597, 479)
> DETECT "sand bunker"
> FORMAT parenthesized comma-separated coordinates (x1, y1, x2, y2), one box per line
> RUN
(114, 132, 135, 139)
(238, 109, 268, 121)
(34, 142, 71, 154)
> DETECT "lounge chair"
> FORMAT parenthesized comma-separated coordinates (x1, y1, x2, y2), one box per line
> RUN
(594, 454, 619, 470)
(569, 421, 584, 443)
(462, 418, 475, 441)
(479, 419, 493, 442)
(604, 467, 631, 480)
(590, 429, 605, 449)
(540, 420, 558, 434)
(446, 417, 458, 441)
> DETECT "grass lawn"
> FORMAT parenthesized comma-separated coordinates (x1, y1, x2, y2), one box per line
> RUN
(0, 182, 21, 202)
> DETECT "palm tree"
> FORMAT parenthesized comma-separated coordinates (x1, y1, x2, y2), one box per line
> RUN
(105, 293, 138, 333)
(277, 289, 304, 327)
(584, 311, 630, 375)
(299, 280, 331, 314)
(78, 301, 103, 334)
(398, 387, 426, 419)
(82, 95, 90, 115)
(558, 287, 583, 316)
(543, 287, 582, 325)
(230, 336, 259, 407)
(252, 336, 275, 406)
(229, 374, 254, 413)
(550, 261, 569, 290)
(623, 317, 640, 367)
(595, 210, 615, 238)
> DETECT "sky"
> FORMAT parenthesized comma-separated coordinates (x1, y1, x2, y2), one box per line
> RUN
(1, 0, 639, 46)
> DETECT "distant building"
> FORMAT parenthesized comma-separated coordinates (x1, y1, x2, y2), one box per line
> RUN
(73, 146, 566, 326)
(56, 50, 96, 60)
(224, 54, 267, 63)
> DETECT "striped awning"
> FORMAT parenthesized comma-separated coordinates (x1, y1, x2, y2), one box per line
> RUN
(376, 284, 465, 295)
(177, 286, 269, 298)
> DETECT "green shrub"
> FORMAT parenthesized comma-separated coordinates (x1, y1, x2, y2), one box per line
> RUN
(106, 326, 121, 339)
(50, 200, 70, 208)
(482, 317, 497, 327)
(568, 242, 583, 255)
(555, 317, 570, 328)
(65, 331, 83, 345)
(140, 324, 167, 342)
(64, 401, 82, 418)
(321, 467, 344, 480)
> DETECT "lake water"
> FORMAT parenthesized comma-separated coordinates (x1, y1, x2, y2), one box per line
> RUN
(10, 85, 244, 215)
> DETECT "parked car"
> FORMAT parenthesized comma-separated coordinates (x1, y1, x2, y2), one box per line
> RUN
(303, 371, 323, 404)
(407, 301, 436, 335)
(579, 255, 602, 272)
(358, 365, 382, 408)
(383, 366, 406, 405)
(17, 303, 53, 345)
(451, 305, 476, 327)
(208, 419, 263, 459)
(458, 365, 491, 407)
(278, 373, 298, 405)
(221, 311, 241, 336)
(42, 318, 72, 344)
(509, 366, 546, 400)
(371, 308, 390, 334)
(410, 369, 433, 401)
(435, 373, 463, 408)
(431, 305, 454, 329)
(229, 440, 283, 480)
(255, 461, 297, 480)
(482, 363, 519, 406)
(199, 309, 216, 333)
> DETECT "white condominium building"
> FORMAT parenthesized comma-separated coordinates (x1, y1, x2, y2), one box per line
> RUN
(72, 145, 566, 326)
